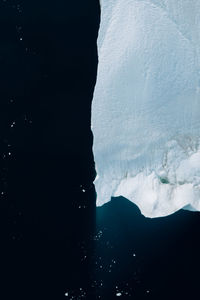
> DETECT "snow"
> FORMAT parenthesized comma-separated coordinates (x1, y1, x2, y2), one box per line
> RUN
(91, 0, 200, 217)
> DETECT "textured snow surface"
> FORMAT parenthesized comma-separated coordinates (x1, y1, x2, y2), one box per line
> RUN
(91, 0, 200, 217)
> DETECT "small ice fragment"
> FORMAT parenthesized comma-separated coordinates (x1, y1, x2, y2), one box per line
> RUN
(116, 292, 122, 297)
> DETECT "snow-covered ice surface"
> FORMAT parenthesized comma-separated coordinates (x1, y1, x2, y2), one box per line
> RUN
(91, 0, 200, 218)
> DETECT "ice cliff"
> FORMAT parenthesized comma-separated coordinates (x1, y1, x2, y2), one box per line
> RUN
(91, 0, 200, 217)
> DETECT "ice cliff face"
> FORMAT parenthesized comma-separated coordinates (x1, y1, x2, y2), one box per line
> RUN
(91, 0, 200, 217)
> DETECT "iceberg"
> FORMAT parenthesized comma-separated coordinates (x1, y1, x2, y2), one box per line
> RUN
(91, 0, 200, 217)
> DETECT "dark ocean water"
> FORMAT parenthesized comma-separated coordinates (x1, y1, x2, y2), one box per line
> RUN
(1, 1, 200, 299)
(6, 189, 200, 300)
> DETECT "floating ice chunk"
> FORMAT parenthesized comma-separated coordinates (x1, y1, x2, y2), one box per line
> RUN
(92, 0, 200, 217)
(116, 292, 122, 297)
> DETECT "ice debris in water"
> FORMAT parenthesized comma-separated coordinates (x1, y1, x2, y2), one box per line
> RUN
(92, 0, 200, 218)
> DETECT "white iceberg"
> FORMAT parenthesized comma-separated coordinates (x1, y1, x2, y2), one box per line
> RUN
(91, 0, 200, 217)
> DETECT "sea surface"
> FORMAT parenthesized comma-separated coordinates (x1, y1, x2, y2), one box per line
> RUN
(2, 1, 200, 299)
